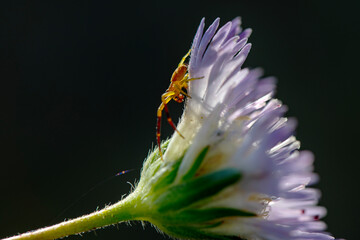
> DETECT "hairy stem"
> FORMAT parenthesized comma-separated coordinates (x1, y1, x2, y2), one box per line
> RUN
(3, 192, 142, 240)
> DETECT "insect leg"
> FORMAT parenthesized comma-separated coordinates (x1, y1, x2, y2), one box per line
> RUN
(157, 102, 165, 159)
(186, 76, 204, 82)
(179, 74, 203, 86)
(157, 93, 175, 159)
(178, 49, 191, 67)
(164, 104, 184, 139)
(174, 84, 192, 98)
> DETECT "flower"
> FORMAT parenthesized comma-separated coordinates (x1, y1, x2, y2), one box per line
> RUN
(133, 17, 335, 240)
(5, 17, 337, 240)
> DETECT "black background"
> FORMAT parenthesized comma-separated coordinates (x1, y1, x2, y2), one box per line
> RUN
(1, 1, 359, 239)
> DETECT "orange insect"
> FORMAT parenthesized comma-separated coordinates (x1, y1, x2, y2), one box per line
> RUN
(156, 49, 202, 159)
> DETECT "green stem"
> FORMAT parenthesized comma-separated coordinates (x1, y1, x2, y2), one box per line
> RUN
(3, 192, 142, 240)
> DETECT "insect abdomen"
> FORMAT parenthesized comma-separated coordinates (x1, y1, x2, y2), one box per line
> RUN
(171, 65, 187, 82)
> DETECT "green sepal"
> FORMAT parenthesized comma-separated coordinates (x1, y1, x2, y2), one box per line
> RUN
(143, 140, 170, 169)
(182, 146, 210, 181)
(155, 168, 242, 212)
(164, 225, 244, 240)
(151, 157, 182, 192)
(140, 140, 170, 181)
(172, 207, 256, 223)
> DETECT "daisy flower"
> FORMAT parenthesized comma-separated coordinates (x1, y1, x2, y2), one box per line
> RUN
(148, 17, 334, 240)
(4, 17, 337, 240)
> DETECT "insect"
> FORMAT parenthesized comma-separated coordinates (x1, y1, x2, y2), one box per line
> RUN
(156, 49, 202, 159)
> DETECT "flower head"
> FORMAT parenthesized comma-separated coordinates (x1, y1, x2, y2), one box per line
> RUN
(4, 16, 338, 240)
(134, 17, 335, 240)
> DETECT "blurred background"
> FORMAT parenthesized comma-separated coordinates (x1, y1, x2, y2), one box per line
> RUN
(1, 1, 358, 239)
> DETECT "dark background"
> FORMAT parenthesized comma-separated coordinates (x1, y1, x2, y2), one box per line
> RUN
(1, 1, 359, 239)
